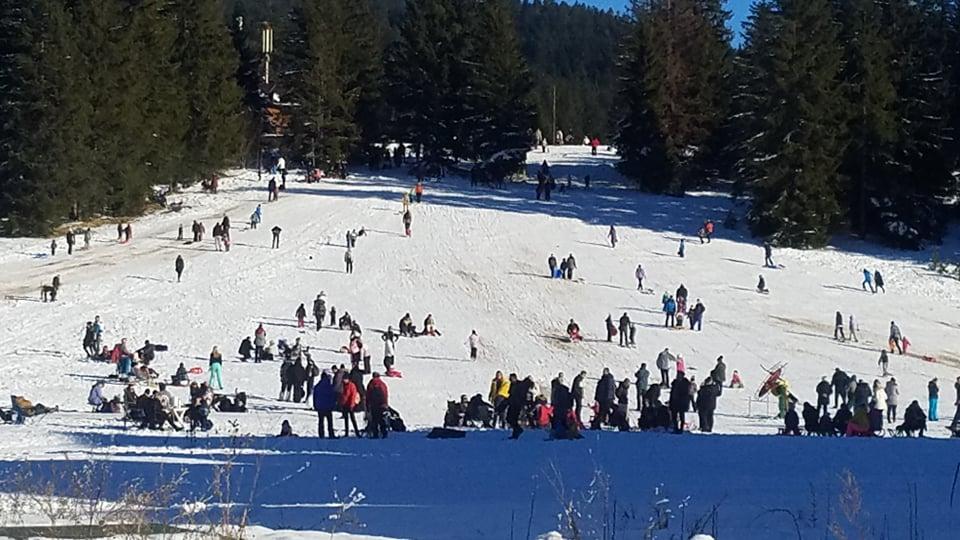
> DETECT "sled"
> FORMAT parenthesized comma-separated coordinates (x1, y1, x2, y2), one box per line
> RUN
(757, 362, 787, 398)
(386, 369, 403, 378)
(188, 367, 204, 375)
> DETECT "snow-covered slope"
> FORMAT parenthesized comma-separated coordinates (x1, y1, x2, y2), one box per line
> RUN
(0, 146, 958, 538)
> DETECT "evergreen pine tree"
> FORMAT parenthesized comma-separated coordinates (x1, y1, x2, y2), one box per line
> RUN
(386, 0, 476, 163)
(745, 0, 847, 247)
(835, 0, 897, 238)
(0, 1, 94, 233)
(174, 0, 245, 180)
(617, 0, 731, 194)
(472, 0, 536, 179)
(876, 0, 953, 246)
(283, 0, 378, 169)
(128, 0, 189, 190)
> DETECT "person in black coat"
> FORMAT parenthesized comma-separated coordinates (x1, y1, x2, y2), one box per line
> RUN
(818, 411, 834, 436)
(349, 362, 367, 410)
(669, 373, 691, 433)
(815, 377, 832, 416)
(238, 337, 253, 362)
(695, 377, 720, 432)
(831, 368, 849, 408)
(802, 402, 819, 434)
(832, 405, 852, 435)
(288, 358, 307, 402)
(571, 371, 586, 425)
(508, 376, 534, 439)
(783, 402, 801, 435)
(593, 369, 616, 428)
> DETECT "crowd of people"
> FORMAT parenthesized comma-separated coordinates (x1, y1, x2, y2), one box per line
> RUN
(19, 153, 960, 448)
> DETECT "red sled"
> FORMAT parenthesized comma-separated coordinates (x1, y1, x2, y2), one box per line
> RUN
(386, 368, 403, 378)
(189, 367, 204, 375)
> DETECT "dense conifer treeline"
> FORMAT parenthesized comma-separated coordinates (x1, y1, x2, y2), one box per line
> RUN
(618, 0, 960, 248)
(2, 0, 958, 250)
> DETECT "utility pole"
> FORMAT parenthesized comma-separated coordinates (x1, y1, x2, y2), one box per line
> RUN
(261, 22, 273, 85)
(552, 85, 557, 144)
(258, 22, 274, 179)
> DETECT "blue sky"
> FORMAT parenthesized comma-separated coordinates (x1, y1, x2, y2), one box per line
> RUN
(583, 0, 751, 43)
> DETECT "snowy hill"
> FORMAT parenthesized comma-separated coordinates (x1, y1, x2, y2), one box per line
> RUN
(0, 146, 959, 538)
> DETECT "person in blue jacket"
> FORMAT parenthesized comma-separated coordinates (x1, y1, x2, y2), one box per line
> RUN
(313, 371, 337, 438)
(861, 269, 875, 293)
(663, 295, 677, 327)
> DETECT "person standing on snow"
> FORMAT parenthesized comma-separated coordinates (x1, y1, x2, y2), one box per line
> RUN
(656, 348, 674, 385)
(833, 311, 846, 341)
(696, 377, 721, 432)
(50, 238, 57, 256)
(885, 378, 899, 422)
(678, 238, 685, 258)
(382, 329, 398, 371)
(565, 254, 577, 280)
(267, 177, 278, 201)
(212, 222, 223, 251)
(816, 377, 831, 416)
(547, 253, 557, 277)
(277, 155, 287, 188)
(635, 264, 646, 291)
(690, 300, 705, 331)
(507, 375, 533, 439)
(663, 295, 677, 327)
(66, 230, 75, 255)
(605, 315, 616, 342)
(175, 255, 184, 282)
(831, 368, 850, 408)
(344, 248, 354, 274)
(635, 363, 650, 411)
(312, 371, 337, 438)
(414, 180, 424, 203)
(313, 294, 326, 330)
(763, 242, 774, 267)
(468, 330, 480, 360)
(889, 321, 903, 354)
(594, 368, 616, 427)
(402, 210, 412, 237)
(618, 313, 631, 347)
(271, 226, 282, 249)
(608, 225, 617, 248)
(669, 371, 692, 433)
(254, 324, 267, 363)
(929, 378, 940, 421)
(208, 346, 224, 390)
(848, 314, 859, 342)
(874, 270, 885, 293)
(862, 269, 875, 293)
(878, 349, 890, 376)
(295, 303, 307, 328)
(571, 371, 586, 425)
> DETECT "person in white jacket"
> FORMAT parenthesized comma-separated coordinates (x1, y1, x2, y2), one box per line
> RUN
(635, 264, 646, 291)
(468, 330, 480, 360)
(382, 328, 398, 371)
(848, 314, 859, 343)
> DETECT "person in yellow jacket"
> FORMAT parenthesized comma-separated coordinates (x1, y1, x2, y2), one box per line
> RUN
(489, 371, 511, 428)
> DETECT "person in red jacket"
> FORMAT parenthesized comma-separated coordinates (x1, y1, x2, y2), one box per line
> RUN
(339, 378, 361, 437)
(590, 137, 600, 156)
(366, 373, 390, 438)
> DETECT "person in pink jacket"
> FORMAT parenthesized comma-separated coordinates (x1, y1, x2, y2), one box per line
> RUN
(676, 355, 687, 376)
